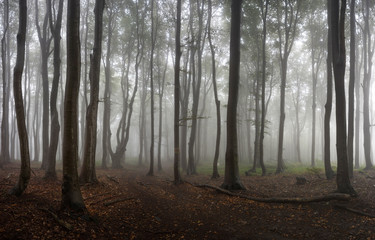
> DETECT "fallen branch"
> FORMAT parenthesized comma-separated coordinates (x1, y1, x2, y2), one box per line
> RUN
(192, 183, 351, 203)
(84, 191, 112, 201)
(334, 204, 375, 218)
(39, 208, 72, 231)
(103, 197, 135, 206)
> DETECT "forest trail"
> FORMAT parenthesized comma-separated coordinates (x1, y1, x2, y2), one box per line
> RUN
(1, 163, 375, 239)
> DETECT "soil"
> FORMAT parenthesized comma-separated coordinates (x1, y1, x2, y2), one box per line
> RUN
(1, 162, 375, 239)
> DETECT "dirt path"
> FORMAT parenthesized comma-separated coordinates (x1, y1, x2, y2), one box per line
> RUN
(1, 164, 375, 239)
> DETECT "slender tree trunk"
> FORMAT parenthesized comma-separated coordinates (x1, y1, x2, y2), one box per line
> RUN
(80, 0, 104, 183)
(1, 0, 10, 166)
(347, 0, 355, 177)
(221, 0, 245, 190)
(324, 0, 335, 180)
(208, 0, 221, 179)
(330, 0, 356, 195)
(148, 0, 156, 176)
(362, 0, 373, 170)
(10, 0, 30, 196)
(45, 0, 64, 180)
(174, 0, 182, 184)
(61, 0, 86, 211)
(354, 40, 362, 169)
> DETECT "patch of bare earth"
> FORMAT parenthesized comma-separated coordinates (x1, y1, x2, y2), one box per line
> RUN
(1, 163, 375, 239)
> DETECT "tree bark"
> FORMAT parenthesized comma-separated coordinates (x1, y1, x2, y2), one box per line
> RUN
(347, 0, 355, 177)
(221, 0, 245, 190)
(10, 0, 30, 196)
(324, 0, 335, 180)
(45, 0, 64, 180)
(80, 0, 104, 183)
(61, 0, 86, 211)
(174, 0, 182, 184)
(330, 0, 356, 195)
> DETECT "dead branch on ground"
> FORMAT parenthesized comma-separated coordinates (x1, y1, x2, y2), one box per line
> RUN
(39, 208, 73, 231)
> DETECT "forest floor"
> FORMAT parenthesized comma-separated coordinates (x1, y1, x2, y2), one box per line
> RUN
(1, 162, 375, 239)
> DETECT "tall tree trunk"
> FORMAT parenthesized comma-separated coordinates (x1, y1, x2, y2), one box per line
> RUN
(354, 39, 362, 169)
(148, 0, 156, 176)
(61, 0, 86, 211)
(80, 0, 104, 183)
(174, 0, 182, 184)
(324, 0, 335, 180)
(102, 5, 114, 169)
(275, 0, 300, 174)
(1, 0, 10, 166)
(362, 0, 373, 170)
(259, 0, 268, 176)
(35, 0, 52, 170)
(10, 0, 30, 196)
(347, 0, 355, 177)
(330, 0, 356, 195)
(208, 0, 221, 179)
(221, 0, 245, 190)
(45, 0, 64, 180)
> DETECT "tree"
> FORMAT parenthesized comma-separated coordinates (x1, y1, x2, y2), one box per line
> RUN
(274, 0, 301, 173)
(80, 0, 105, 183)
(9, 0, 30, 196)
(258, 0, 269, 176)
(362, 0, 373, 170)
(330, 0, 356, 195)
(61, 0, 86, 210)
(35, 0, 52, 170)
(221, 0, 245, 190)
(1, 0, 10, 166)
(174, 0, 182, 184)
(208, 0, 221, 179)
(347, 0, 355, 177)
(324, 0, 335, 180)
(147, 0, 156, 176)
(45, 0, 64, 179)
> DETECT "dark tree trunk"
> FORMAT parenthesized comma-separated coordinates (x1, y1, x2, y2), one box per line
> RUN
(330, 0, 356, 195)
(1, 0, 10, 167)
(362, 0, 373, 170)
(275, 0, 300, 174)
(80, 0, 104, 183)
(347, 0, 355, 177)
(221, 0, 245, 190)
(208, 0, 221, 179)
(102, 5, 114, 169)
(9, 0, 30, 196)
(174, 0, 182, 184)
(61, 0, 86, 211)
(147, 0, 156, 176)
(324, 0, 335, 180)
(45, 0, 64, 180)
(35, 0, 52, 170)
(259, 0, 268, 176)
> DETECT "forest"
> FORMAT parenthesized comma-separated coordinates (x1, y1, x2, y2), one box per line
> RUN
(1, 0, 375, 239)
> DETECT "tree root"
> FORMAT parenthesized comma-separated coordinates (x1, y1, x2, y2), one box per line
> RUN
(334, 204, 375, 218)
(39, 208, 72, 231)
(190, 183, 351, 203)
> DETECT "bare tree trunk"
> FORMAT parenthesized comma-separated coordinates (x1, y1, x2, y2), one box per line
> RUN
(45, 0, 64, 180)
(35, 0, 52, 170)
(347, 0, 355, 177)
(1, 0, 10, 166)
(80, 0, 104, 183)
(61, 0, 86, 211)
(174, 0, 182, 184)
(330, 0, 356, 195)
(10, 0, 30, 196)
(208, 0, 220, 179)
(324, 0, 335, 180)
(362, 0, 373, 170)
(221, 0, 245, 190)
